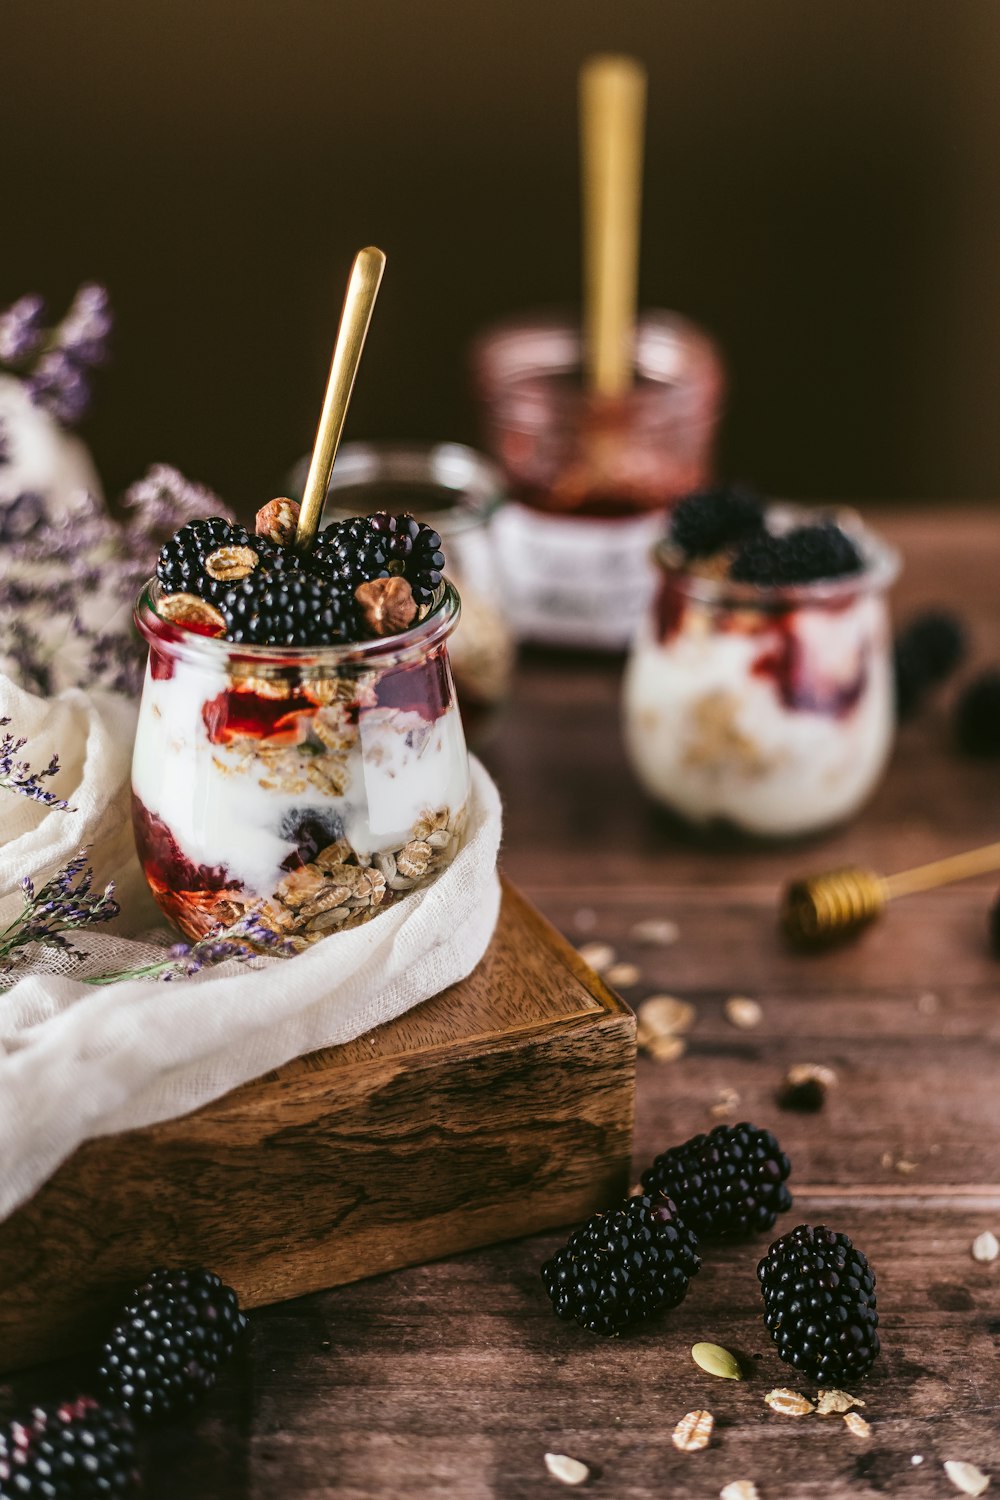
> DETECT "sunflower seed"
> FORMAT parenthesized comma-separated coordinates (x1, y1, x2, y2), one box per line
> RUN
(815, 1389, 865, 1415)
(944, 1460, 991, 1496)
(672, 1409, 714, 1452)
(725, 995, 762, 1029)
(844, 1412, 871, 1438)
(606, 961, 641, 988)
(692, 1342, 742, 1380)
(972, 1231, 999, 1263)
(544, 1452, 589, 1485)
(576, 942, 615, 973)
(630, 917, 680, 946)
(764, 1388, 814, 1416)
(720, 1484, 760, 1500)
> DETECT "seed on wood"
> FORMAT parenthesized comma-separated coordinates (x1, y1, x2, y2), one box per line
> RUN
(843, 1412, 871, 1438)
(544, 1452, 590, 1486)
(944, 1460, 991, 1496)
(972, 1231, 999, 1263)
(779, 1062, 837, 1113)
(720, 1483, 760, 1500)
(815, 1389, 865, 1415)
(672, 1409, 714, 1452)
(637, 1030, 686, 1063)
(577, 942, 615, 973)
(630, 917, 680, 946)
(606, 961, 641, 988)
(764, 1388, 814, 1416)
(692, 1342, 742, 1380)
(724, 995, 762, 1029)
(709, 1087, 741, 1121)
(637, 995, 695, 1036)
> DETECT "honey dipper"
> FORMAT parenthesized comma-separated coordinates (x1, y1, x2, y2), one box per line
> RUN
(781, 839, 1000, 947)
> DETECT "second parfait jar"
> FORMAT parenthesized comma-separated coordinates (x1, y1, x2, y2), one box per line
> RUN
(623, 508, 900, 839)
(132, 579, 471, 943)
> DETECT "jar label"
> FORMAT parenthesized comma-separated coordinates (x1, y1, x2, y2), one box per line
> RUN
(492, 502, 663, 650)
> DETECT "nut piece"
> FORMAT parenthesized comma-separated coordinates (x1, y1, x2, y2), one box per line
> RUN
(843, 1412, 871, 1438)
(972, 1231, 999, 1263)
(672, 1409, 714, 1452)
(543, 1452, 589, 1486)
(815, 1389, 865, 1415)
(157, 592, 227, 636)
(725, 995, 763, 1029)
(355, 575, 418, 636)
(255, 496, 300, 546)
(764, 1388, 814, 1416)
(944, 1461, 991, 1496)
(692, 1343, 742, 1380)
(720, 1484, 761, 1500)
(205, 544, 260, 581)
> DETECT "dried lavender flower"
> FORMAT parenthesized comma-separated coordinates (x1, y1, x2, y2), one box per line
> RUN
(0, 851, 119, 976)
(85, 910, 294, 985)
(0, 283, 113, 427)
(0, 294, 46, 364)
(0, 717, 72, 809)
(120, 463, 231, 547)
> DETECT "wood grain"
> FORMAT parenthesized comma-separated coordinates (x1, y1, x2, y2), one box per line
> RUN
(0, 882, 635, 1372)
(0, 505, 997, 1497)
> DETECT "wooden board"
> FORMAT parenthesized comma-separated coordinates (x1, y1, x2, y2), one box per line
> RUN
(0, 880, 636, 1373)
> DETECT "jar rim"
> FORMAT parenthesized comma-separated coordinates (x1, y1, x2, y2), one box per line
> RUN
(134, 576, 462, 668)
(653, 503, 901, 607)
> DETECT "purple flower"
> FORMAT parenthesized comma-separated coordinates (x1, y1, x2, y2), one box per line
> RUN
(0, 491, 46, 543)
(0, 850, 119, 976)
(56, 283, 112, 367)
(0, 294, 46, 364)
(0, 283, 113, 427)
(0, 717, 72, 810)
(120, 463, 231, 546)
(85, 909, 294, 985)
(28, 349, 91, 425)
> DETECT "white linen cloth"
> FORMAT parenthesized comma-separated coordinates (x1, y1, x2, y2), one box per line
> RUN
(0, 672, 502, 1224)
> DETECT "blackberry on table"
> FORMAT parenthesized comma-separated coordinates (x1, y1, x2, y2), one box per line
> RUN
(894, 609, 966, 720)
(730, 522, 863, 586)
(99, 1267, 247, 1421)
(641, 1122, 792, 1239)
(0, 1396, 138, 1498)
(669, 484, 765, 559)
(222, 569, 358, 647)
(955, 668, 1000, 756)
(540, 1192, 700, 1336)
(156, 517, 258, 603)
(757, 1223, 880, 1384)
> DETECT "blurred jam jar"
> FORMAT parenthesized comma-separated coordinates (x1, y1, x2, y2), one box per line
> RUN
(623, 507, 900, 838)
(290, 441, 516, 743)
(472, 312, 724, 649)
(132, 578, 471, 943)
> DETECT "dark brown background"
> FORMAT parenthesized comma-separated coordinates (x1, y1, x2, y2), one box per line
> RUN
(4, 0, 1000, 510)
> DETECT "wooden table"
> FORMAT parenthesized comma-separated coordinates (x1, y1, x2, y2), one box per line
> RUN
(4, 506, 999, 1497)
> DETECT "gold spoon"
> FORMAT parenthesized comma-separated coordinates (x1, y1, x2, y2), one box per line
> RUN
(782, 839, 1000, 947)
(580, 53, 647, 398)
(294, 245, 387, 553)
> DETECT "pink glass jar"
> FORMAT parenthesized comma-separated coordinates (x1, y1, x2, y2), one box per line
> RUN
(472, 312, 725, 649)
(623, 506, 901, 838)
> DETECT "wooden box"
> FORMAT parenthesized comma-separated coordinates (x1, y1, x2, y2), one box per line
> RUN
(0, 881, 635, 1372)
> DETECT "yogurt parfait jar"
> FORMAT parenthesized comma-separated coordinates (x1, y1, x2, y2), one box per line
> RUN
(132, 578, 471, 943)
(623, 503, 900, 839)
(472, 312, 724, 650)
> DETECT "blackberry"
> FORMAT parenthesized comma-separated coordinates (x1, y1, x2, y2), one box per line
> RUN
(641, 1122, 792, 1239)
(894, 609, 966, 720)
(156, 517, 258, 603)
(315, 512, 446, 607)
(955, 669, 1000, 756)
(0, 1396, 138, 1498)
(222, 569, 358, 646)
(99, 1267, 246, 1420)
(757, 1223, 880, 1383)
(669, 484, 765, 558)
(730, 522, 863, 586)
(540, 1192, 700, 1336)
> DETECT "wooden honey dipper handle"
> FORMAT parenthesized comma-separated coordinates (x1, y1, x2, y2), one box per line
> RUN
(882, 840, 1000, 899)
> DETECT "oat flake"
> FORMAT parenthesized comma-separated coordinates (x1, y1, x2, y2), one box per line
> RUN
(944, 1460, 991, 1496)
(544, 1452, 589, 1486)
(576, 942, 615, 974)
(972, 1231, 999, 1263)
(764, 1388, 814, 1416)
(724, 995, 762, 1029)
(720, 1483, 760, 1500)
(630, 917, 680, 946)
(843, 1412, 871, 1438)
(638, 995, 695, 1036)
(671, 1409, 714, 1452)
(605, 961, 641, 987)
(815, 1389, 865, 1415)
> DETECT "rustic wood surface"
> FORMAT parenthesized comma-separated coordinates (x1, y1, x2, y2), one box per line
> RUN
(2, 504, 999, 1498)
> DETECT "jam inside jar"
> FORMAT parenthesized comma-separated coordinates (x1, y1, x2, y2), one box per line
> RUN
(132, 578, 471, 942)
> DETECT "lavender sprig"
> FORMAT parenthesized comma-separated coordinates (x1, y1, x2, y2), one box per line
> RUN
(0, 717, 72, 810)
(0, 851, 119, 975)
(0, 294, 46, 364)
(0, 283, 112, 427)
(85, 910, 294, 985)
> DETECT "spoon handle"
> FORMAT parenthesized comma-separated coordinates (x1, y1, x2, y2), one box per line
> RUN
(579, 55, 646, 398)
(295, 245, 387, 552)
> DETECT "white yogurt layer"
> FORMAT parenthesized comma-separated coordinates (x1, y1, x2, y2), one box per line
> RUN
(132, 657, 470, 897)
(623, 593, 894, 837)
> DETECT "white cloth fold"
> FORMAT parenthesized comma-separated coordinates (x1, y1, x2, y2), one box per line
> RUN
(0, 673, 502, 1224)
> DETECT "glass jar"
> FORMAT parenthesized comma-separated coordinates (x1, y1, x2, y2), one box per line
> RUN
(622, 508, 901, 838)
(471, 312, 725, 650)
(132, 579, 471, 943)
(288, 441, 516, 742)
